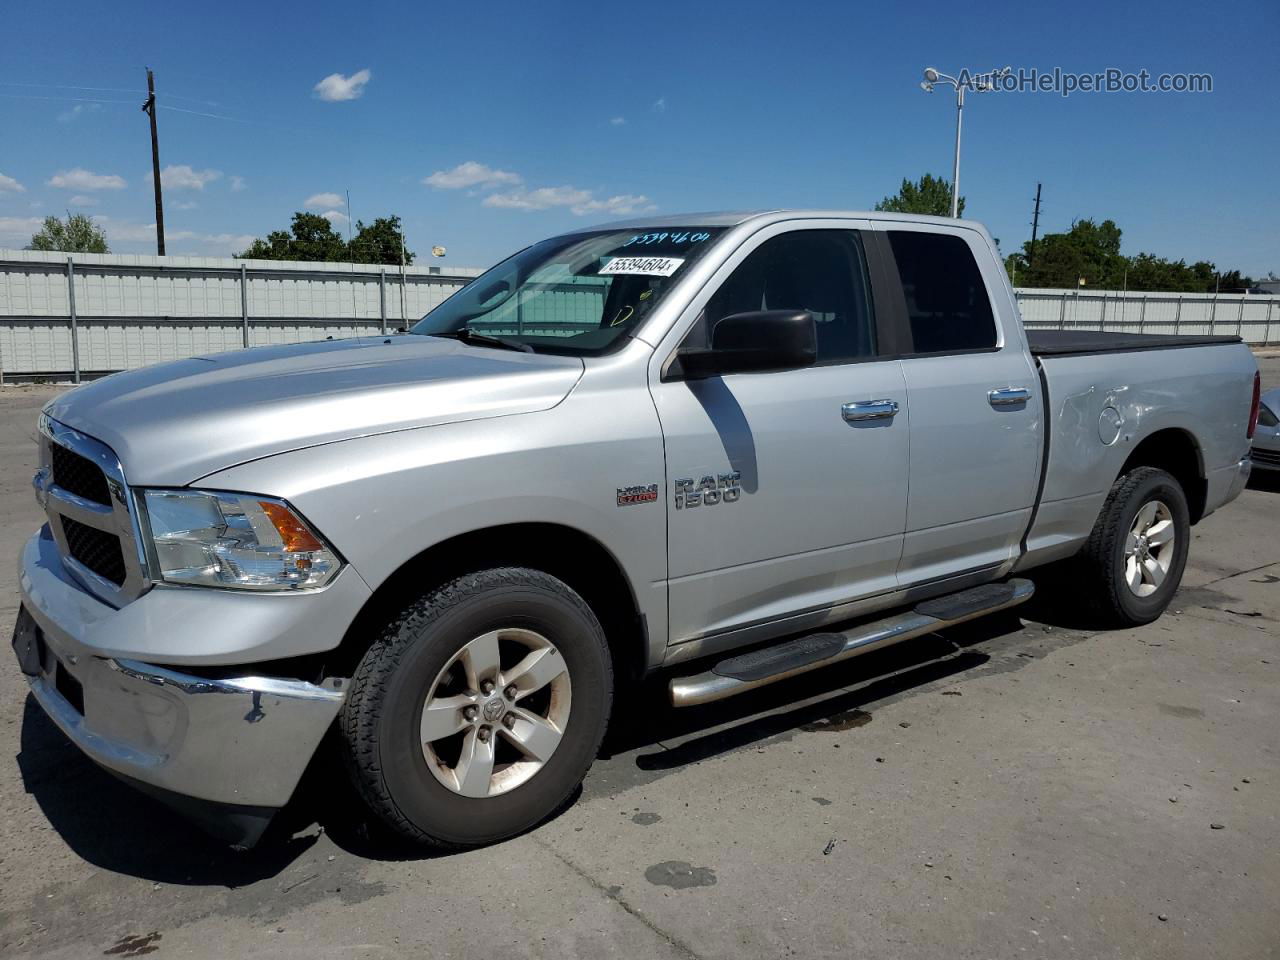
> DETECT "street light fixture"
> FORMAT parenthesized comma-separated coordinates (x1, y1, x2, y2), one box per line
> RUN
(919, 65, 1011, 218)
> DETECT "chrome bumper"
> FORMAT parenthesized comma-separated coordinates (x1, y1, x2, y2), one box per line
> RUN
(15, 527, 346, 820)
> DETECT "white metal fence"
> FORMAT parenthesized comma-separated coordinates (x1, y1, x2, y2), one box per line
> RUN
(1017, 287, 1279, 344)
(1, 250, 1277, 380)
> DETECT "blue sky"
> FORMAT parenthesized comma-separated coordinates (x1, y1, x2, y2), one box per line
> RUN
(1, 0, 1276, 277)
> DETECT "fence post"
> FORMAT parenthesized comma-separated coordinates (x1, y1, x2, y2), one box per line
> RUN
(1058, 291, 1067, 330)
(1138, 295, 1147, 334)
(379, 269, 387, 334)
(240, 264, 250, 348)
(1235, 296, 1245, 338)
(1264, 299, 1274, 347)
(66, 257, 81, 384)
(1173, 295, 1182, 335)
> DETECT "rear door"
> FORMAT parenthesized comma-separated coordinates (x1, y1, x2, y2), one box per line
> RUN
(650, 221, 911, 646)
(873, 224, 1043, 585)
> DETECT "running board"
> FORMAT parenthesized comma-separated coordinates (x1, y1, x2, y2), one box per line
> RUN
(668, 579, 1035, 707)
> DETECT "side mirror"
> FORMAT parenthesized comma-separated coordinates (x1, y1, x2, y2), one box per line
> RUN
(676, 310, 817, 379)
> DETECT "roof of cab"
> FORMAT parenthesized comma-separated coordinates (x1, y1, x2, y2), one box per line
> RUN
(583, 209, 986, 233)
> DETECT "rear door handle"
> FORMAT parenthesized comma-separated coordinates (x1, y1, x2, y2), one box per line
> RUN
(842, 399, 900, 422)
(988, 387, 1031, 407)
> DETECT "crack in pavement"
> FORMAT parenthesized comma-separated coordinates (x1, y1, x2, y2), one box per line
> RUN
(1192, 560, 1280, 588)
(531, 835, 706, 960)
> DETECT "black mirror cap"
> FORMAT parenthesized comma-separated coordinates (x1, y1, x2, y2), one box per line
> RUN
(676, 310, 817, 379)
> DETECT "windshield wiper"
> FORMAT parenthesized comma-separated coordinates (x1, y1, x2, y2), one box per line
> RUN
(430, 328, 535, 353)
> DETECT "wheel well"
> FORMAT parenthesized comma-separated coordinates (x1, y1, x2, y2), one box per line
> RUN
(326, 523, 647, 683)
(1119, 428, 1207, 523)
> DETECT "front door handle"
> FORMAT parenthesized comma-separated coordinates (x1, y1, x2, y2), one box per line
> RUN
(988, 387, 1031, 407)
(842, 399, 900, 422)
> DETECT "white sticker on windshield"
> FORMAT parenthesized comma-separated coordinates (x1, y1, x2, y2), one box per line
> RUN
(599, 256, 685, 277)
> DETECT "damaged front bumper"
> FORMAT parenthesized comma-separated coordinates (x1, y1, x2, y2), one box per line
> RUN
(14, 527, 347, 847)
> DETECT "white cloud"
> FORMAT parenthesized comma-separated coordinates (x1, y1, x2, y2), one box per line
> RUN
(652, 97, 666, 113)
(0, 172, 25, 193)
(230, 175, 247, 192)
(48, 168, 126, 191)
(58, 103, 101, 123)
(573, 194, 656, 216)
(424, 161, 522, 191)
(313, 69, 371, 102)
(92, 216, 255, 252)
(153, 165, 222, 190)
(320, 210, 349, 225)
(306, 192, 344, 209)
(609, 116, 626, 126)
(94, 217, 158, 243)
(67, 195, 98, 207)
(173, 200, 199, 210)
(0, 215, 43, 247)
(483, 185, 593, 212)
(483, 186, 654, 217)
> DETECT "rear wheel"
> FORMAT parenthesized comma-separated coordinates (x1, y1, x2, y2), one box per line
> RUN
(340, 567, 613, 848)
(1072, 466, 1190, 627)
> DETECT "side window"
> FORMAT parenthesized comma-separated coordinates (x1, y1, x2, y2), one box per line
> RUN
(886, 231, 997, 354)
(705, 230, 877, 364)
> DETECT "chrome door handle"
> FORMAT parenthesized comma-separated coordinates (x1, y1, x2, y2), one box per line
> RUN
(842, 399, 900, 422)
(988, 387, 1031, 407)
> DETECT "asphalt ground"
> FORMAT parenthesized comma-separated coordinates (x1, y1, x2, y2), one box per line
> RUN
(1, 355, 1277, 959)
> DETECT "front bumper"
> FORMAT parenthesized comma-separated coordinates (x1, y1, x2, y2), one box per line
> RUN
(15, 527, 348, 844)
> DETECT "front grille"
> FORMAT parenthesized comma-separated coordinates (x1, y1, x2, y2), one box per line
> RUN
(51, 443, 111, 505)
(1252, 447, 1280, 466)
(61, 515, 128, 585)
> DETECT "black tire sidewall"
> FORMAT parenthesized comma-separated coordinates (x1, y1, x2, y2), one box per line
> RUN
(374, 575, 610, 846)
(1108, 472, 1190, 623)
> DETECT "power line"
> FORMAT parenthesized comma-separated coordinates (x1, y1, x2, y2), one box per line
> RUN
(0, 80, 223, 108)
(0, 92, 136, 104)
(0, 80, 143, 94)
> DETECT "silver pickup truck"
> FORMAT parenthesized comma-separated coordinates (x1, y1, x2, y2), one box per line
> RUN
(12, 211, 1262, 848)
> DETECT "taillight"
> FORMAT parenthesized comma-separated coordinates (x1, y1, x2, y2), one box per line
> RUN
(1247, 371, 1261, 439)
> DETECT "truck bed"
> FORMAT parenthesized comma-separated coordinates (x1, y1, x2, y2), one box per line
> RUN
(1027, 330, 1242, 357)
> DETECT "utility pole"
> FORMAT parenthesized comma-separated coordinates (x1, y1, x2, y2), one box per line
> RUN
(141, 68, 165, 256)
(1028, 182, 1042, 267)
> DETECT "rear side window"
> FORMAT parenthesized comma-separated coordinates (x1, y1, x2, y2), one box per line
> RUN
(886, 231, 997, 354)
(705, 230, 877, 364)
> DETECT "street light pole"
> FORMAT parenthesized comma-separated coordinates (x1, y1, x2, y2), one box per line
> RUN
(950, 83, 964, 219)
(920, 66, 1010, 219)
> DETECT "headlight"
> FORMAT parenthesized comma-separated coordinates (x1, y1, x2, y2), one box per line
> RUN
(140, 489, 341, 591)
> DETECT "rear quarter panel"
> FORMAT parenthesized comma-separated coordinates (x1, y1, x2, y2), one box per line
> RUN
(1018, 342, 1256, 569)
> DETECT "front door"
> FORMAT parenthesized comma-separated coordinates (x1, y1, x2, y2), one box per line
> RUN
(651, 223, 911, 646)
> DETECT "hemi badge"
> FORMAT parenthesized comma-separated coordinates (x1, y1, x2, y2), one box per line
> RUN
(617, 484, 658, 506)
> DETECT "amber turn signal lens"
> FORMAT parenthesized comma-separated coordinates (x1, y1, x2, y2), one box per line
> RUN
(258, 500, 325, 553)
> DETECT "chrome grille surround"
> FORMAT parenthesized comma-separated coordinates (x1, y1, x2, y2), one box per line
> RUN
(34, 414, 150, 607)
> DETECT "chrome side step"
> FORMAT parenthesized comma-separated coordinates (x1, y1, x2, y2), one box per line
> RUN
(668, 579, 1034, 707)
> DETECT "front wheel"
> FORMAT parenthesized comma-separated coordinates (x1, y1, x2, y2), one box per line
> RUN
(1072, 466, 1191, 627)
(340, 567, 613, 848)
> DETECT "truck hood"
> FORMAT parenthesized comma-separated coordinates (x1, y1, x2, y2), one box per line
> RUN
(43, 336, 584, 485)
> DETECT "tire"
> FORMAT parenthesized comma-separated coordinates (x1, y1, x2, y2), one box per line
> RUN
(340, 567, 613, 848)
(1072, 466, 1190, 627)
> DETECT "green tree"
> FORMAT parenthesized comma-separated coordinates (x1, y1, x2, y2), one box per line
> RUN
(27, 213, 109, 254)
(1006, 218, 1251, 292)
(348, 215, 414, 265)
(874, 173, 965, 217)
(237, 212, 350, 262)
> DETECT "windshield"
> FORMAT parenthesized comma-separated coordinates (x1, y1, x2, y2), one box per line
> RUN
(410, 227, 724, 354)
